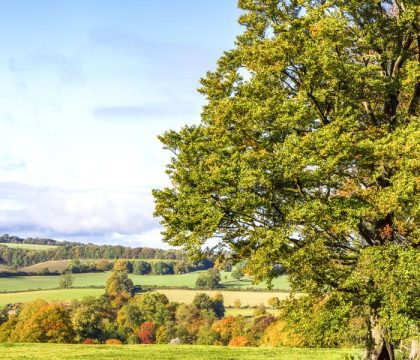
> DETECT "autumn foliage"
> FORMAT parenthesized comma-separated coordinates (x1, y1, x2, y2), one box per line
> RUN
(138, 321, 157, 344)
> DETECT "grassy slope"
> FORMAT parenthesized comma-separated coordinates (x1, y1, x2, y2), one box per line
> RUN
(22, 260, 98, 273)
(0, 343, 363, 360)
(0, 243, 58, 251)
(0, 264, 15, 272)
(0, 288, 104, 307)
(0, 271, 289, 292)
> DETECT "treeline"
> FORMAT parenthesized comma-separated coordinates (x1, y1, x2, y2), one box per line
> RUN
(67, 259, 213, 276)
(0, 261, 368, 348)
(0, 234, 189, 268)
(0, 234, 69, 246)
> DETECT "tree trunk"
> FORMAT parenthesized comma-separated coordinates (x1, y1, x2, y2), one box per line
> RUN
(365, 319, 395, 360)
(409, 339, 419, 360)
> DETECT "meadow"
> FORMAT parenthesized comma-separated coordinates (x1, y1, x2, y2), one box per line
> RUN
(0, 243, 57, 251)
(0, 271, 289, 292)
(0, 288, 104, 307)
(0, 343, 363, 360)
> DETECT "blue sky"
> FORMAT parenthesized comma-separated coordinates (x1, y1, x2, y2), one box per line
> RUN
(0, 1, 242, 247)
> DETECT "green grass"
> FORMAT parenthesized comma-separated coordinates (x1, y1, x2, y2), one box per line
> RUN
(0, 243, 58, 251)
(0, 271, 289, 292)
(0, 288, 104, 307)
(0, 343, 363, 360)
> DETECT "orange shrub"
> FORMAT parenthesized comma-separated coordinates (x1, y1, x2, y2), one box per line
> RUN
(82, 338, 96, 344)
(105, 338, 122, 345)
(228, 335, 250, 347)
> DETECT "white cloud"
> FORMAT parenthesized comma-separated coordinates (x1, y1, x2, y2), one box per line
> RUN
(0, 182, 166, 248)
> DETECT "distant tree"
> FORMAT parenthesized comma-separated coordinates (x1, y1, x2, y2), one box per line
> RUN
(95, 259, 113, 272)
(136, 293, 172, 326)
(233, 299, 241, 309)
(105, 260, 134, 306)
(138, 321, 157, 344)
(212, 292, 225, 318)
(132, 261, 151, 275)
(173, 261, 190, 274)
(231, 262, 247, 281)
(195, 268, 221, 290)
(10, 300, 74, 343)
(253, 303, 267, 317)
(192, 293, 214, 312)
(211, 316, 246, 346)
(71, 296, 116, 342)
(151, 261, 174, 275)
(267, 297, 281, 310)
(59, 272, 74, 289)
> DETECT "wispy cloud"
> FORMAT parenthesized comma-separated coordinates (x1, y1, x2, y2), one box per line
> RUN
(0, 156, 26, 171)
(93, 102, 196, 120)
(9, 48, 84, 85)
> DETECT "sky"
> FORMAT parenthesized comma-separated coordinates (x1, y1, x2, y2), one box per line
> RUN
(0, 0, 242, 248)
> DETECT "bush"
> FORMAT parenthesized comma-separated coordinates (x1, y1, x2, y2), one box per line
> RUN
(82, 338, 97, 344)
(105, 338, 122, 345)
(195, 268, 221, 290)
(228, 335, 251, 347)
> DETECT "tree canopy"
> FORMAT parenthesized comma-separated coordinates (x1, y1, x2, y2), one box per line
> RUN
(153, 1, 419, 359)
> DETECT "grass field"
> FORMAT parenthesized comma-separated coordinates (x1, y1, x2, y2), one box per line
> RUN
(22, 260, 98, 273)
(0, 343, 364, 360)
(0, 288, 104, 307)
(0, 271, 289, 292)
(0, 243, 58, 251)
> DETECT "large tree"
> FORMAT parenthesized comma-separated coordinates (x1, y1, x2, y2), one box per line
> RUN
(153, 1, 419, 359)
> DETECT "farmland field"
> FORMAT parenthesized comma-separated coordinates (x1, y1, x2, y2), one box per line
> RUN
(0, 288, 104, 307)
(22, 259, 99, 273)
(224, 307, 277, 316)
(0, 243, 58, 251)
(0, 271, 289, 292)
(153, 289, 293, 307)
(0, 343, 364, 360)
(0, 287, 293, 308)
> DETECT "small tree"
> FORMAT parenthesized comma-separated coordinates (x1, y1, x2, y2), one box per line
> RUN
(212, 292, 225, 318)
(138, 321, 157, 344)
(267, 297, 281, 310)
(105, 260, 134, 306)
(59, 272, 74, 289)
(195, 268, 221, 290)
(253, 303, 267, 317)
(234, 299, 241, 309)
